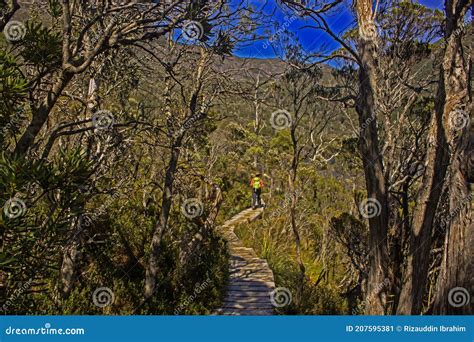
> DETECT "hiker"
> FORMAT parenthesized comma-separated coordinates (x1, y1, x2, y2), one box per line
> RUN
(250, 173, 264, 209)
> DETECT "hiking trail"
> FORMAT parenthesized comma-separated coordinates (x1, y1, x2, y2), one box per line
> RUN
(215, 207, 275, 315)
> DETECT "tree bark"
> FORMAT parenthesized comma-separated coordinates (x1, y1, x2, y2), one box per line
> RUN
(396, 73, 450, 314)
(397, 0, 471, 315)
(431, 0, 472, 314)
(60, 215, 85, 297)
(433, 128, 473, 314)
(14, 71, 74, 155)
(288, 171, 305, 303)
(253, 74, 261, 169)
(144, 139, 181, 299)
(59, 75, 99, 298)
(355, 0, 390, 315)
(179, 184, 223, 267)
(0, 0, 19, 30)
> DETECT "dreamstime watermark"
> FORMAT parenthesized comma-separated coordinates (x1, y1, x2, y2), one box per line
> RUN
(439, 193, 473, 231)
(161, 0, 219, 7)
(270, 109, 292, 130)
(263, 189, 302, 224)
(358, 197, 381, 219)
(0, 278, 33, 312)
(352, 278, 390, 314)
(449, 109, 470, 131)
(5, 323, 85, 336)
(447, 287, 470, 308)
(174, 277, 212, 314)
(432, 18, 473, 59)
(352, 115, 376, 139)
(92, 287, 115, 308)
(181, 198, 204, 219)
(74, 188, 121, 232)
(69, 142, 132, 236)
(171, 112, 206, 139)
(3, 197, 27, 219)
(3, 20, 26, 42)
(263, 14, 298, 49)
(1, 108, 25, 138)
(92, 110, 115, 131)
(270, 287, 292, 308)
(182, 20, 204, 42)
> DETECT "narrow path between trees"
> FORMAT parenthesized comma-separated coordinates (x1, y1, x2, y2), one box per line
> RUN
(215, 207, 275, 315)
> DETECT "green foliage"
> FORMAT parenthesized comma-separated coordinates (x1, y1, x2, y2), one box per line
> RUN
(47, 0, 63, 18)
(1, 153, 229, 314)
(269, 130, 292, 151)
(0, 51, 28, 146)
(17, 20, 62, 68)
(0, 51, 27, 110)
(0, 149, 94, 282)
(212, 31, 234, 56)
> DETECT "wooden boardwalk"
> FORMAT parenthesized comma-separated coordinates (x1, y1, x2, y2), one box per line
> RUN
(215, 207, 275, 315)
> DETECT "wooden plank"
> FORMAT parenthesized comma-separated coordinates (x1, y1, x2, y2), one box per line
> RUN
(228, 280, 275, 287)
(230, 278, 275, 284)
(230, 246, 255, 251)
(229, 275, 274, 281)
(230, 250, 256, 255)
(225, 290, 272, 297)
(230, 274, 274, 280)
(231, 257, 269, 263)
(226, 285, 273, 292)
(219, 311, 273, 316)
(223, 297, 271, 304)
(216, 207, 274, 316)
(229, 268, 272, 275)
(231, 267, 273, 273)
(215, 309, 273, 316)
(230, 268, 273, 274)
(230, 269, 272, 274)
(222, 302, 273, 310)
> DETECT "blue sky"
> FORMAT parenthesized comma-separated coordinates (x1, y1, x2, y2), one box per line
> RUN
(234, 0, 445, 58)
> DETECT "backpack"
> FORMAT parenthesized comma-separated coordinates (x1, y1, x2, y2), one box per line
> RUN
(252, 177, 262, 189)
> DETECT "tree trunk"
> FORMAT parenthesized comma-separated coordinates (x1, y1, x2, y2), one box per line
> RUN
(432, 128, 473, 314)
(397, 0, 471, 315)
(144, 139, 181, 299)
(143, 47, 208, 299)
(60, 215, 85, 297)
(179, 184, 222, 267)
(59, 75, 99, 298)
(0, 0, 19, 30)
(14, 71, 74, 155)
(431, 0, 472, 314)
(288, 171, 305, 303)
(396, 77, 449, 314)
(253, 74, 261, 169)
(355, 0, 390, 315)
